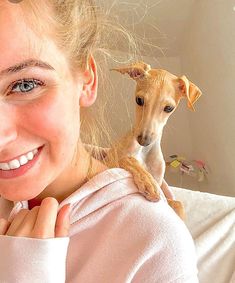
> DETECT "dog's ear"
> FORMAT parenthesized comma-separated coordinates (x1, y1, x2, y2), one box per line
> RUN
(111, 61, 151, 80)
(177, 75, 202, 111)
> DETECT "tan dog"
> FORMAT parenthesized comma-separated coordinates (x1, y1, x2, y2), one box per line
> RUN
(104, 62, 202, 220)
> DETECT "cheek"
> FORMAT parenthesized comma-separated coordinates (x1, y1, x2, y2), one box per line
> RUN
(151, 114, 166, 133)
(135, 107, 143, 120)
(20, 91, 80, 155)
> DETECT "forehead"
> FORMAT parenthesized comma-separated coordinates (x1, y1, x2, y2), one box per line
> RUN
(138, 70, 177, 100)
(151, 70, 176, 88)
(0, 3, 69, 78)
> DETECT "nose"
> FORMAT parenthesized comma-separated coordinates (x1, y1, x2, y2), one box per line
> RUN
(0, 103, 18, 149)
(137, 134, 152, 146)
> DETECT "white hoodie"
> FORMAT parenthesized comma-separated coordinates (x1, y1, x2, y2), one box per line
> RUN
(0, 168, 198, 283)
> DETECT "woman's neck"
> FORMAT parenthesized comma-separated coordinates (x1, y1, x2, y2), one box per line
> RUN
(34, 143, 108, 204)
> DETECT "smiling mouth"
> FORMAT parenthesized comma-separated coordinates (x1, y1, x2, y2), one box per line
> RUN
(0, 146, 44, 179)
(0, 147, 42, 170)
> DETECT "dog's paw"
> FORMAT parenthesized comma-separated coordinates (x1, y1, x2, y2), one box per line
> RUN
(142, 190, 160, 202)
(134, 178, 161, 202)
(117, 156, 161, 202)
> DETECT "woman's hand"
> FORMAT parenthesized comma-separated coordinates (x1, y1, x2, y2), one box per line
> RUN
(0, 197, 71, 238)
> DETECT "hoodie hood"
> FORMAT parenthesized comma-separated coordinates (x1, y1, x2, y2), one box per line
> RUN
(3, 168, 140, 225)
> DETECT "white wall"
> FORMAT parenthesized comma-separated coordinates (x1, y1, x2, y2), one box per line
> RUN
(88, 0, 235, 198)
(179, 0, 235, 197)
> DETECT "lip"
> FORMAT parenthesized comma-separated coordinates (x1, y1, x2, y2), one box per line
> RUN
(0, 145, 44, 179)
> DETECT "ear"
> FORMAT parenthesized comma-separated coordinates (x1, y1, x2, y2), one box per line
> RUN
(79, 55, 98, 107)
(177, 75, 202, 111)
(111, 61, 151, 81)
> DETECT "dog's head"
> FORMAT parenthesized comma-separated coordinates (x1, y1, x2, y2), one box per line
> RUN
(111, 62, 202, 146)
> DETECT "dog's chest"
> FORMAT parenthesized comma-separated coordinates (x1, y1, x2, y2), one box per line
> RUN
(132, 145, 165, 183)
(133, 146, 152, 167)
(134, 148, 146, 165)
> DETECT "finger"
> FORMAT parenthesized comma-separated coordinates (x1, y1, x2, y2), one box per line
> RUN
(33, 197, 59, 238)
(15, 206, 40, 237)
(6, 209, 29, 236)
(55, 204, 71, 238)
(0, 218, 11, 235)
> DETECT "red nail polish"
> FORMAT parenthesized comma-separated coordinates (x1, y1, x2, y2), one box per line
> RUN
(66, 204, 72, 217)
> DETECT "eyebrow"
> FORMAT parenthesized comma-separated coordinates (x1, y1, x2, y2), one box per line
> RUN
(165, 99, 176, 106)
(0, 59, 55, 78)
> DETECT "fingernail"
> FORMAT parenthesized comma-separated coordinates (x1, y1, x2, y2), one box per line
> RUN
(66, 204, 72, 217)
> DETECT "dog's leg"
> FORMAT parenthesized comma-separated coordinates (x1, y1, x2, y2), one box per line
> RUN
(118, 156, 161, 201)
(161, 179, 185, 220)
(161, 179, 175, 200)
(167, 199, 185, 221)
(115, 156, 186, 220)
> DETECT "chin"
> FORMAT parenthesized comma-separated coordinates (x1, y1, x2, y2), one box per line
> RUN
(0, 186, 45, 202)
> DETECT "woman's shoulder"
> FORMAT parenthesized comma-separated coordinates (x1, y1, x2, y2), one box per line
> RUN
(90, 167, 193, 241)
(116, 193, 193, 243)
(104, 194, 198, 282)
(71, 169, 199, 282)
(75, 166, 196, 250)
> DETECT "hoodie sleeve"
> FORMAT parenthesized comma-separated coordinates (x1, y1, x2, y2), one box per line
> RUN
(0, 235, 69, 283)
(129, 200, 199, 283)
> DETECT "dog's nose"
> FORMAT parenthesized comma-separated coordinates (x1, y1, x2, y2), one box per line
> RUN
(137, 134, 151, 146)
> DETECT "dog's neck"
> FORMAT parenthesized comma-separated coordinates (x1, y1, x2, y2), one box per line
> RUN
(117, 129, 163, 159)
(131, 131, 163, 156)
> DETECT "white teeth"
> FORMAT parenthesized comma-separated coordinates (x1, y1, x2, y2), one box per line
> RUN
(0, 163, 10, 170)
(0, 147, 40, 171)
(19, 155, 29, 166)
(9, 159, 21, 170)
(26, 151, 34, 161)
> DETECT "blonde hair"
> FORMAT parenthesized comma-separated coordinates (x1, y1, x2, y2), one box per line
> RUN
(17, 0, 138, 174)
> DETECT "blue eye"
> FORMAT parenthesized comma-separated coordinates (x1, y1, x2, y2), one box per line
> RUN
(9, 78, 44, 95)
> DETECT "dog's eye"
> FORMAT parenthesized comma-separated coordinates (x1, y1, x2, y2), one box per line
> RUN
(164, 105, 175, 113)
(136, 96, 144, 106)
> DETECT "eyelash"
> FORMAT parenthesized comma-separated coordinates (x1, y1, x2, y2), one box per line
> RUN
(7, 78, 45, 95)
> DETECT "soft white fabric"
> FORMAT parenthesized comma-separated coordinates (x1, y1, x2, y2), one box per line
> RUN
(0, 236, 69, 283)
(171, 186, 235, 283)
(0, 168, 198, 283)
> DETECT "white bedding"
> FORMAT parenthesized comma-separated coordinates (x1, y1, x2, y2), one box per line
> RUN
(171, 187, 235, 283)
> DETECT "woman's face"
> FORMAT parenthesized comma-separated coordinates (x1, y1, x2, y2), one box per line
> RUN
(0, 4, 91, 201)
